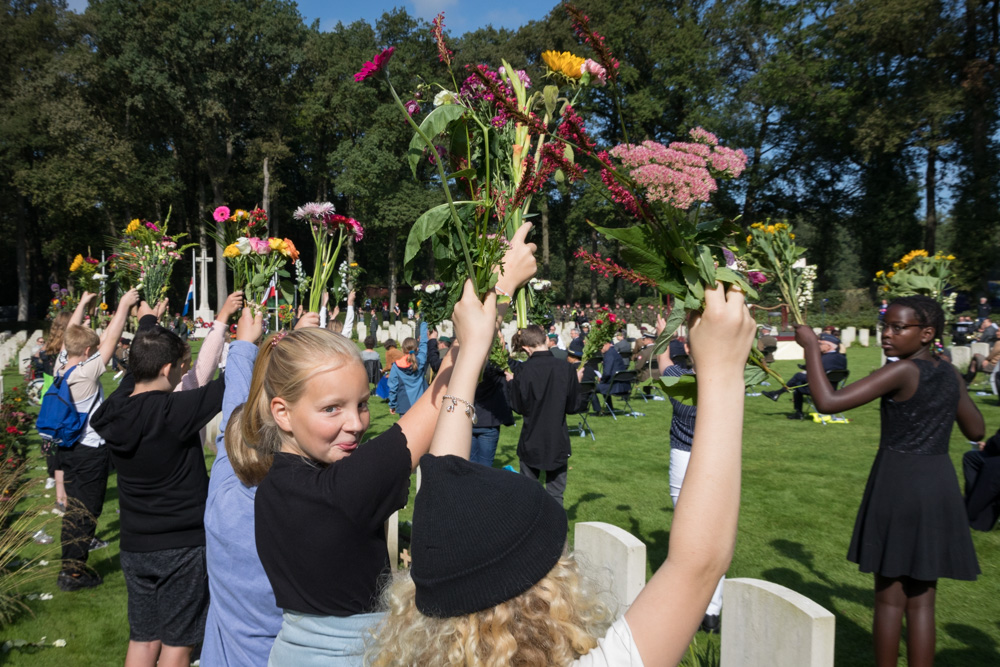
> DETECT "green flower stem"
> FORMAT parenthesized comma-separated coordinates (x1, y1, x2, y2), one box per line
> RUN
(748, 347, 791, 392)
(386, 75, 477, 295)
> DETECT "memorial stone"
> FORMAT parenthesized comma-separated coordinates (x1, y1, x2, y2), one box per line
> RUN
(971, 342, 990, 358)
(858, 329, 869, 347)
(950, 345, 972, 370)
(574, 522, 646, 609)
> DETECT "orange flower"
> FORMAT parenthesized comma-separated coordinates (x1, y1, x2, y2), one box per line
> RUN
(283, 238, 299, 261)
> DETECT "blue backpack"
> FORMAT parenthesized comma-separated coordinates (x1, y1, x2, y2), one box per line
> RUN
(36, 366, 99, 452)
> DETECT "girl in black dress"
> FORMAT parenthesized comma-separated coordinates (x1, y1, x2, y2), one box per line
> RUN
(795, 296, 983, 667)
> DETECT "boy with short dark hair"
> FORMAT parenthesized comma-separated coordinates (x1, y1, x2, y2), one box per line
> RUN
(92, 308, 227, 667)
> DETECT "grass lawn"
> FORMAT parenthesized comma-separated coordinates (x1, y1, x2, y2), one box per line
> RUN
(1, 342, 999, 665)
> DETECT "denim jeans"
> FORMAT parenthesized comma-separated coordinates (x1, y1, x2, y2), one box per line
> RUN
(470, 426, 500, 467)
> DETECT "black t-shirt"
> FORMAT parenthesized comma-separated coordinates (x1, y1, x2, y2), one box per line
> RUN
(255, 424, 411, 616)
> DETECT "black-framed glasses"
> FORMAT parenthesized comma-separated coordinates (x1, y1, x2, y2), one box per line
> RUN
(878, 322, 923, 334)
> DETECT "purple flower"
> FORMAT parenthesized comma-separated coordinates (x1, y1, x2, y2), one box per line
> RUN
(722, 248, 737, 268)
(748, 271, 768, 286)
(404, 99, 421, 116)
(60, 288, 69, 295)
(50, 283, 60, 292)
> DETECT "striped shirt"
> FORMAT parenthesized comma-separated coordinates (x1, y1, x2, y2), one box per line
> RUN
(662, 364, 696, 452)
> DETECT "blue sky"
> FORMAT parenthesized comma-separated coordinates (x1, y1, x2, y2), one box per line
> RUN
(295, 1, 555, 33)
(64, 1, 558, 34)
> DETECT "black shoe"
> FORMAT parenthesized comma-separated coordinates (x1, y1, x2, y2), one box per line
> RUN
(57, 570, 103, 592)
(701, 613, 721, 634)
(786, 411, 806, 420)
(762, 390, 781, 402)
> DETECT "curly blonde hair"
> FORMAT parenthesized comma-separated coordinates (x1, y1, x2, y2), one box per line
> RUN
(365, 555, 616, 666)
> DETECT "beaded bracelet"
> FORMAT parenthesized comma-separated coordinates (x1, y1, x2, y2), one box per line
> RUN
(494, 285, 511, 298)
(443, 395, 478, 425)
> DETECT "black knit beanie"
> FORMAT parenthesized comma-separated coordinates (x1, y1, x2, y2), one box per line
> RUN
(410, 454, 568, 618)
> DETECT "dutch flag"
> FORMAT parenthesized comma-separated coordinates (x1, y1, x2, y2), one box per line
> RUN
(261, 275, 277, 307)
(181, 278, 195, 316)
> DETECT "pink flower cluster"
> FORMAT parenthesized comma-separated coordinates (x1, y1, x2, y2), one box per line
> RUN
(431, 13, 452, 66)
(574, 248, 657, 287)
(556, 105, 595, 153)
(566, 4, 620, 84)
(581, 59, 606, 86)
(609, 128, 747, 209)
(293, 202, 364, 241)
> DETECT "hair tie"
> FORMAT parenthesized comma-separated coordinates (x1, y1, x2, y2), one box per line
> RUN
(271, 331, 288, 348)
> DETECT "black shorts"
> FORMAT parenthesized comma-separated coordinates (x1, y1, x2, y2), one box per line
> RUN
(119, 546, 209, 646)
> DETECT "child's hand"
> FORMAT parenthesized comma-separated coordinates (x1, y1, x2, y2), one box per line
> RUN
(451, 280, 498, 357)
(655, 314, 667, 337)
(294, 312, 320, 330)
(80, 291, 97, 305)
(154, 298, 169, 319)
(496, 222, 538, 295)
(236, 307, 264, 343)
(218, 291, 244, 323)
(687, 283, 755, 373)
(119, 289, 140, 312)
(793, 323, 819, 350)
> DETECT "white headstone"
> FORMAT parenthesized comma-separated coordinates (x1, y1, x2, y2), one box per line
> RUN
(971, 342, 990, 358)
(720, 578, 835, 667)
(842, 327, 856, 347)
(14, 331, 26, 345)
(772, 340, 805, 361)
(858, 329, 870, 347)
(950, 345, 972, 370)
(626, 323, 641, 340)
(356, 322, 367, 341)
(439, 320, 454, 338)
(574, 521, 646, 609)
(386, 511, 399, 569)
(376, 328, 390, 345)
(17, 342, 35, 374)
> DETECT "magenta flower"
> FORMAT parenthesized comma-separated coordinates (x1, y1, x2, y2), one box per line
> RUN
(404, 99, 421, 116)
(748, 271, 768, 286)
(580, 59, 607, 86)
(145, 222, 159, 231)
(213, 206, 231, 222)
(354, 46, 395, 83)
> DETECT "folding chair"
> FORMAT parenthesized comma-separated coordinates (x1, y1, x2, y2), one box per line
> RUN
(572, 380, 597, 440)
(803, 369, 851, 424)
(363, 358, 382, 395)
(602, 370, 640, 420)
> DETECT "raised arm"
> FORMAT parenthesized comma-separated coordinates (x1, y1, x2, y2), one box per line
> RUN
(426, 282, 496, 460)
(343, 291, 356, 337)
(795, 324, 914, 413)
(70, 291, 97, 328)
(954, 365, 985, 441)
(215, 307, 264, 460)
(97, 289, 139, 365)
(179, 291, 243, 391)
(624, 283, 755, 666)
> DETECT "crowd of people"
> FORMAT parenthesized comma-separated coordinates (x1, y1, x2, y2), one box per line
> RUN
(23, 233, 1000, 665)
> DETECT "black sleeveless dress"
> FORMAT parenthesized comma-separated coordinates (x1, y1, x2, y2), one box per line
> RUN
(848, 358, 980, 581)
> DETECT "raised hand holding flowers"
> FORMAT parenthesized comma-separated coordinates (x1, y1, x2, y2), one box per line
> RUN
(109, 209, 195, 303)
(745, 221, 810, 325)
(293, 202, 364, 312)
(875, 250, 957, 314)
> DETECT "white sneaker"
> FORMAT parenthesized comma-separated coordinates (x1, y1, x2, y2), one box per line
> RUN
(32, 530, 54, 545)
(45, 478, 56, 489)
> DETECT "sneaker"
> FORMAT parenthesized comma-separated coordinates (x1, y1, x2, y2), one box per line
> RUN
(701, 613, 721, 634)
(32, 530, 54, 545)
(45, 477, 56, 489)
(88, 538, 109, 551)
(787, 411, 807, 420)
(52, 503, 66, 517)
(762, 390, 782, 402)
(57, 570, 103, 592)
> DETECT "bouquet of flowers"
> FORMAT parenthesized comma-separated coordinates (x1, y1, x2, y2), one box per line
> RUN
(213, 206, 300, 312)
(527, 278, 554, 327)
(277, 304, 295, 330)
(414, 282, 450, 327)
(109, 211, 195, 303)
(69, 254, 107, 294)
(292, 202, 364, 312)
(745, 221, 808, 324)
(332, 261, 364, 304)
(581, 307, 618, 362)
(46, 284, 77, 320)
(0, 386, 35, 472)
(874, 250, 957, 313)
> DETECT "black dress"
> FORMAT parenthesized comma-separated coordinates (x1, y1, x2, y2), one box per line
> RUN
(848, 359, 979, 581)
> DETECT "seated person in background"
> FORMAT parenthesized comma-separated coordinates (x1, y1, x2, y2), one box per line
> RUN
(763, 333, 847, 420)
(614, 330, 632, 358)
(426, 330, 452, 375)
(965, 430, 1000, 531)
(592, 338, 631, 415)
(567, 333, 585, 361)
(953, 315, 974, 346)
(547, 333, 568, 361)
(632, 328, 658, 382)
(965, 340, 1000, 385)
(977, 318, 998, 346)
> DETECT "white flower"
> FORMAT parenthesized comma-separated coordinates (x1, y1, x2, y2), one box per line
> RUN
(94, 273, 107, 281)
(236, 237, 251, 255)
(532, 283, 543, 291)
(39, 593, 53, 600)
(413, 284, 423, 292)
(425, 284, 439, 294)
(434, 90, 457, 107)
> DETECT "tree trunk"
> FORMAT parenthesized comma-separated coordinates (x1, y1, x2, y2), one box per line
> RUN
(540, 196, 550, 277)
(924, 143, 938, 253)
(263, 157, 273, 236)
(16, 198, 29, 321)
(388, 235, 397, 316)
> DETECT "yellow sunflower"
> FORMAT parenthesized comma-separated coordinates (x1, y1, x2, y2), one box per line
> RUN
(541, 50, 585, 79)
(69, 254, 84, 272)
(125, 219, 140, 234)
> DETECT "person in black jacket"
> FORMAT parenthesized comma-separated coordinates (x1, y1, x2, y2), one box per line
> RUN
(469, 336, 515, 467)
(763, 333, 847, 419)
(593, 340, 631, 414)
(965, 429, 1000, 531)
(508, 325, 582, 506)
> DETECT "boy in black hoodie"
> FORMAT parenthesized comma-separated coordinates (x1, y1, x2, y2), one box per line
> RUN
(92, 308, 225, 667)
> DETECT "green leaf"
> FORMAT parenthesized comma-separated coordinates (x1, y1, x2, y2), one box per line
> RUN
(651, 303, 686, 358)
(543, 85, 559, 117)
(407, 105, 467, 178)
(696, 245, 717, 285)
(448, 168, 476, 180)
(655, 373, 698, 405)
(672, 246, 698, 267)
(696, 217, 725, 234)
(403, 203, 457, 283)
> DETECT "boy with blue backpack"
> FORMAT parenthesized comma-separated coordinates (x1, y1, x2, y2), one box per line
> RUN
(38, 288, 139, 591)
